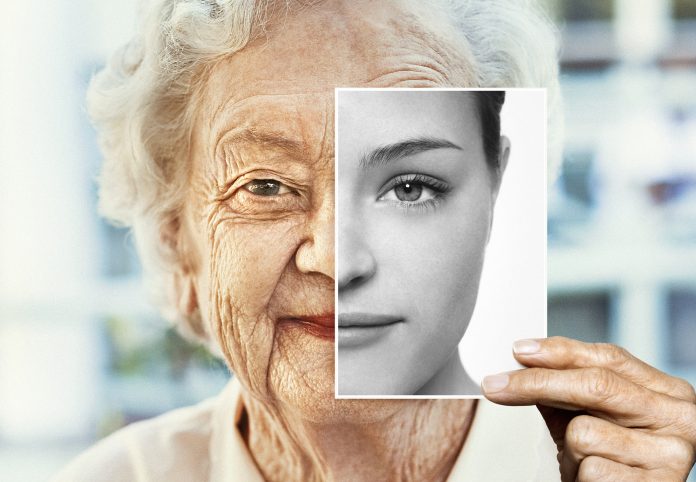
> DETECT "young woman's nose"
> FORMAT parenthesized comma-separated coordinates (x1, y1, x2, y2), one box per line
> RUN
(337, 222, 377, 293)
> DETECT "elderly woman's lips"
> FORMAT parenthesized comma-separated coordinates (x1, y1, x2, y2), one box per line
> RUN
(278, 315, 335, 340)
(338, 313, 404, 348)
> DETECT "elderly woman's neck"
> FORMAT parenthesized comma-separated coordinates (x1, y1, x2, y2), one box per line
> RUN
(240, 392, 477, 482)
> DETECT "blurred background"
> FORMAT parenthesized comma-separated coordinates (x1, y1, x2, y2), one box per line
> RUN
(1, 0, 695, 480)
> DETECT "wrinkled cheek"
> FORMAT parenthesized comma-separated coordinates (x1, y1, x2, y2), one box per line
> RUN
(206, 219, 300, 398)
(212, 285, 274, 395)
(267, 325, 335, 401)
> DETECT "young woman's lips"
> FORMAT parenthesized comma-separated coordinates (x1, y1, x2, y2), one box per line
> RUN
(337, 313, 404, 348)
(278, 315, 335, 340)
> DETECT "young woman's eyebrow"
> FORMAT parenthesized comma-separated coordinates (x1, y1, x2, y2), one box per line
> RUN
(358, 137, 462, 169)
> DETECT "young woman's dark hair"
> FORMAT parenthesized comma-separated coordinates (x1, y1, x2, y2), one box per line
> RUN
(474, 91, 506, 169)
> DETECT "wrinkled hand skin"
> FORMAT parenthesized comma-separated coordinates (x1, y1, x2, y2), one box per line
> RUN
(482, 337, 696, 481)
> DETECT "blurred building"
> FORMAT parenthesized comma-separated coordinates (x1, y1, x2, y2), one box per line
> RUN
(545, 0, 696, 393)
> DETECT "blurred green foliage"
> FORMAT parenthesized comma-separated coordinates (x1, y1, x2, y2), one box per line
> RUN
(105, 316, 227, 379)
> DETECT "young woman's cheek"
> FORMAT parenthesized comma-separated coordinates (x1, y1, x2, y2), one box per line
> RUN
(371, 184, 492, 300)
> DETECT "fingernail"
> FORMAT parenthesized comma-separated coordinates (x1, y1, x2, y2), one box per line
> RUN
(481, 374, 509, 393)
(513, 339, 541, 355)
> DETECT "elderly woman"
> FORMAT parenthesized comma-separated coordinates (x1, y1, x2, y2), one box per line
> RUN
(55, 0, 696, 481)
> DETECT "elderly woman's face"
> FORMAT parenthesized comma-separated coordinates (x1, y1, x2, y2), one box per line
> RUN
(336, 91, 498, 394)
(182, 0, 475, 417)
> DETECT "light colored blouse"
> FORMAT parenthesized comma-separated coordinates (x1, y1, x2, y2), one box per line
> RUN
(53, 378, 560, 481)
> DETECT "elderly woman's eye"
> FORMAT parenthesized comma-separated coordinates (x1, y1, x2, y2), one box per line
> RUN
(378, 174, 450, 205)
(243, 179, 294, 196)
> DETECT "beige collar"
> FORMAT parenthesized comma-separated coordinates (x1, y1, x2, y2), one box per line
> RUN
(208, 378, 556, 481)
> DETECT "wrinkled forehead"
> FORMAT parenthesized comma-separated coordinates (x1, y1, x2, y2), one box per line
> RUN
(200, 0, 475, 105)
(205, 92, 335, 168)
(192, 0, 477, 165)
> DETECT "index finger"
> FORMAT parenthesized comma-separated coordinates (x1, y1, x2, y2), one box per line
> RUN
(512, 337, 696, 403)
(482, 366, 696, 444)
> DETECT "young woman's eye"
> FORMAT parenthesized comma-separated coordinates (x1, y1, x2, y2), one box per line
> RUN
(378, 174, 450, 205)
(243, 179, 294, 196)
(381, 182, 433, 202)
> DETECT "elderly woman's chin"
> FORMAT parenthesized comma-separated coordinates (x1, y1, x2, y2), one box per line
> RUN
(212, 327, 334, 418)
(216, 321, 399, 424)
(251, 329, 398, 424)
(274, 334, 404, 422)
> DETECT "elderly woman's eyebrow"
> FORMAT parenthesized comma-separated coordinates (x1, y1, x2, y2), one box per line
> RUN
(359, 137, 462, 169)
(221, 127, 304, 154)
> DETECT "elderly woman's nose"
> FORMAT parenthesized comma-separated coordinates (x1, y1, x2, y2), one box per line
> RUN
(337, 223, 376, 293)
(294, 198, 334, 279)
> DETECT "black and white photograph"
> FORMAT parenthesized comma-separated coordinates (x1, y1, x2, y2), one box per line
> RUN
(336, 88, 547, 398)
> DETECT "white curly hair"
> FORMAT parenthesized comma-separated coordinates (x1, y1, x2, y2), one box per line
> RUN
(88, 0, 561, 345)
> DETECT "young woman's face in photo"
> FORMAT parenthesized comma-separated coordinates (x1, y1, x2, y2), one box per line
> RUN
(337, 90, 503, 395)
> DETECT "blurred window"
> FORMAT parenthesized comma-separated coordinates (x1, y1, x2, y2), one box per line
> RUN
(667, 288, 696, 367)
(548, 291, 612, 342)
(561, 0, 614, 21)
(674, 0, 696, 19)
(560, 151, 597, 208)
